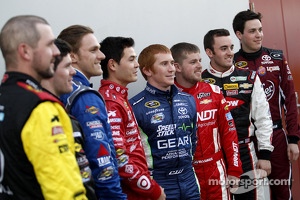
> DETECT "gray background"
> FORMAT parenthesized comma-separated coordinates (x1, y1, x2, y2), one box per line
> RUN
(0, 0, 248, 98)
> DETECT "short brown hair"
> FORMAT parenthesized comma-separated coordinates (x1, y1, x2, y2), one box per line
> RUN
(57, 25, 94, 54)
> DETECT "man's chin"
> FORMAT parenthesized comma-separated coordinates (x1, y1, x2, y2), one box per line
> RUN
(40, 70, 54, 79)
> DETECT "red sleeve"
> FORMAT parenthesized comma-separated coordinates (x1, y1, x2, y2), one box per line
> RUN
(280, 56, 300, 141)
(105, 100, 162, 199)
(217, 93, 243, 178)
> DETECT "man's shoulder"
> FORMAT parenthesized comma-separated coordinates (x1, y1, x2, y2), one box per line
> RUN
(262, 47, 283, 60)
(129, 91, 146, 106)
(17, 81, 61, 104)
(64, 81, 104, 111)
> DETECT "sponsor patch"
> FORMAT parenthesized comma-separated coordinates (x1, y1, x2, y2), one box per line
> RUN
(151, 113, 164, 124)
(225, 112, 233, 121)
(91, 131, 104, 140)
(125, 165, 134, 174)
(197, 92, 210, 99)
(52, 126, 64, 136)
(257, 66, 266, 76)
(266, 66, 280, 72)
(239, 83, 253, 89)
(235, 61, 247, 68)
(108, 110, 117, 117)
(86, 120, 103, 128)
(178, 107, 188, 115)
(59, 144, 69, 153)
(203, 78, 216, 84)
(200, 99, 212, 104)
(118, 154, 129, 167)
(226, 90, 238, 96)
(145, 100, 160, 108)
(137, 175, 151, 190)
(85, 106, 99, 114)
(223, 83, 239, 90)
(97, 166, 113, 181)
(263, 80, 275, 101)
(230, 76, 247, 82)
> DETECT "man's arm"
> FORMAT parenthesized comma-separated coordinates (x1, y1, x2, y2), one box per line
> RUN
(22, 102, 87, 199)
(251, 76, 274, 175)
(280, 55, 300, 161)
(70, 93, 126, 200)
(105, 100, 163, 200)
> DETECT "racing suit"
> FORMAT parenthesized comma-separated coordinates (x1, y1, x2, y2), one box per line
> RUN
(175, 80, 243, 200)
(60, 70, 126, 200)
(129, 83, 200, 200)
(99, 80, 162, 200)
(234, 47, 300, 200)
(43, 88, 97, 200)
(70, 115, 97, 200)
(202, 65, 274, 200)
(0, 72, 86, 200)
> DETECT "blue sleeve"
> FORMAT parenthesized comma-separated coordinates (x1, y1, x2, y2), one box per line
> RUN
(70, 92, 126, 200)
(190, 97, 197, 155)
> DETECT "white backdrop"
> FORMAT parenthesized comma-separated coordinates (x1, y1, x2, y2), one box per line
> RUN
(0, 0, 248, 98)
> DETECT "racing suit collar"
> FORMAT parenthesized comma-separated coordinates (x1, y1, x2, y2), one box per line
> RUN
(207, 64, 235, 78)
(73, 69, 92, 87)
(145, 82, 177, 97)
(239, 46, 263, 60)
(2, 71, 42, 90)
(100, 79, 128, 99)
(174, 80, 199, 95)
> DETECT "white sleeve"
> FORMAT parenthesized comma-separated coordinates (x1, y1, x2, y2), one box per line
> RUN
(251, 75, 274, 152)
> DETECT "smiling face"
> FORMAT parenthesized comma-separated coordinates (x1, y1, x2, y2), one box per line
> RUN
(143, 52, 175, 91)
(237, 19, 263, 53)
(206, 35, 234, 72)
(52, 54, 75, 96)
(112, 47, 139, 86)
(175, 51, 202, 88)
(72, 33, 105, 79)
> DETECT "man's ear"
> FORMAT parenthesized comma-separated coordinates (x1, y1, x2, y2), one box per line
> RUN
(108, 59, 117, 72)
(174, 63, 182, 72)
(70, 52, 78, 63)
(18, 43, 32, 61)
(142, 67, 152, 77)
(235, 31, 243, 40)
(205, 48, 213, 58)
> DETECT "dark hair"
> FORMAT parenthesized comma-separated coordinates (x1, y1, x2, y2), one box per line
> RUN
(54, 38, 72, 71)
(203, 28, 230, 52)
(170, 42, 200, 65)
(232, 10, 262, 34)
(100, 37, 134, 79)
(0, 15, 48, 66)
(57, 25, 93, 53)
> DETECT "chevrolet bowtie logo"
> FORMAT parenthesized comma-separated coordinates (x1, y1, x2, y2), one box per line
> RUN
(51, 115, 59, 122)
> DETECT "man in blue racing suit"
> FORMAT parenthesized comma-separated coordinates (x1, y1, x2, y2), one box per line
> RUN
(129, 44, 200, 200)
(58, 25, 126, 199)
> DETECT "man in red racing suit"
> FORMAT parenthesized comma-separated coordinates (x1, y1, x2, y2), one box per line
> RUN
(99, 37, 165, 200)
(171, 42, 243, 200)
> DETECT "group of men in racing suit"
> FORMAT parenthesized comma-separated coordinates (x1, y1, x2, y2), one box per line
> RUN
(2, 12, 298, 200)
(171, 42, 243, 200)
(130, 44, 200, 199)
(201, 27, 288, 200)
(99, 37, 165, 200)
